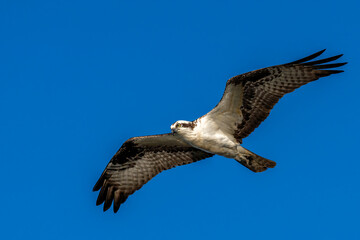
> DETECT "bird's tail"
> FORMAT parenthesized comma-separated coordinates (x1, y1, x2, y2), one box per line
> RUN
(235, 146, 276, 172)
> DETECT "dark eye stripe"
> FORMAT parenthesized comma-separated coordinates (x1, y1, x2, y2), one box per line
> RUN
(181, 123, 195, 129)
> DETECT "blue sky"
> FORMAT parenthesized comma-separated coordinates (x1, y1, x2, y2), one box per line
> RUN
(1, 0, 359, 239)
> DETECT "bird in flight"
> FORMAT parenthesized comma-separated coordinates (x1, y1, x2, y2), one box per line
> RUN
(93, 49, 346, 213)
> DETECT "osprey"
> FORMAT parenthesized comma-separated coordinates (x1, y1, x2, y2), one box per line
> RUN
(93, 50, 346, 212)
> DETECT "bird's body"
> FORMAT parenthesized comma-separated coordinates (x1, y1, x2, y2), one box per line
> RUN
(93, 50, 347, 212)
(172, 118, 240, 158)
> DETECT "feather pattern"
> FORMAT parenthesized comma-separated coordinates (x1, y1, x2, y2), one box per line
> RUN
(93, 134, 213, 212)
(206, 49, 347, 142)
(93, 50, 346, 213)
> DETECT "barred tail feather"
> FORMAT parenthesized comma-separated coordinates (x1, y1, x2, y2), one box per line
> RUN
(235, 147, 276, 172)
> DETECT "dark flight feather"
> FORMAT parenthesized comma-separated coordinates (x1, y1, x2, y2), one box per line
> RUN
(93, 134, 213, 212)
(93, 50, 346, 213)
(210, 49, 346, 142)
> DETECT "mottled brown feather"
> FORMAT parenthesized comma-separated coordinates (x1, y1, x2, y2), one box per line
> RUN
(93, 134, 213, 213)
(94, 50, 346, 213)
(213, 50, 346, 142)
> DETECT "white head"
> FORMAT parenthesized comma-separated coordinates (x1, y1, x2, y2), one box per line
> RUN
(170, 120, 195, 136)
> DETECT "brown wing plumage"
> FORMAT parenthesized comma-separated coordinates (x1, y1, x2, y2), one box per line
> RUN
(93, 134, 213, 213)
(209, 50, 346, 142)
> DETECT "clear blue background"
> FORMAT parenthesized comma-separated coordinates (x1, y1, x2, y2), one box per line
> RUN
(1, 1, 359, 239)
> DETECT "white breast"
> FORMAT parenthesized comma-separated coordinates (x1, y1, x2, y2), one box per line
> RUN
(183, 116, 239, 158)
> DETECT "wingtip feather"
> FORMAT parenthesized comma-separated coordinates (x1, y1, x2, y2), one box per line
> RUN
(103, 186, 114, 212)
(96, 185, 107, 206)
(286, 49, 327, 65)
(113, 190, 128, 213)
(93, 170, 107, 192)
(313, 62, 348, 69)
(93, 183, 101, 192)
(304, 54, 344, 65)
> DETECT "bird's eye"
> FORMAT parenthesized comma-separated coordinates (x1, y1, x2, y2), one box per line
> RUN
(176, 123, 181, 128)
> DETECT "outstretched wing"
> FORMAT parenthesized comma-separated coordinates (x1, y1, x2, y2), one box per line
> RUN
(93, 133, 213, 213)
(205, 49, 347, 142)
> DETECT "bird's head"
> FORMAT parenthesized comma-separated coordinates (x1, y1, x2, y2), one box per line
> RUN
(170, 120, 195, 136)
